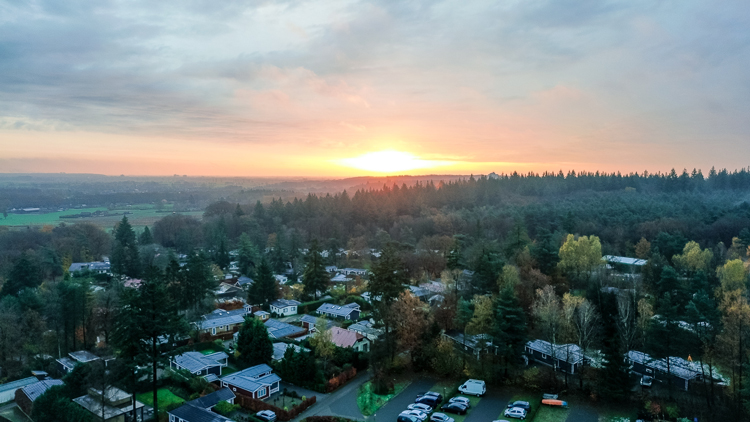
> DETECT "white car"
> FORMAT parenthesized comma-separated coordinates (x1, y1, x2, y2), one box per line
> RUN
(430, 413, 455, 422)
(400, 410, 428, 421)
(503, 407, 527, 420)
(407, 403, 433, 413)
(458, 379, 486, 397)
(448, 397, 471, 407)
(256, 410, 277, 422)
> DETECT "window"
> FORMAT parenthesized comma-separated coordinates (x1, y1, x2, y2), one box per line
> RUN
(212, 328, 216, 335)
(541, 354, 547, 359)
(259, 387, 266, 397)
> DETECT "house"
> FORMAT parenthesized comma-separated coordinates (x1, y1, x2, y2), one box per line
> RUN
(340, 268, 367, 276)
(325, 266, 338, 273)
(195, 306, 251, 336)
(0, 377, 39, 404)
(270, 299, 301, 317)
(171, 351, 228, 376)
(349, 321, 384, 341)
(317, 303, 360, 320)
(219, 364, 281, 399)
(214, 283, 245, 301)
(254, 311, 270, 321)
(525, 340, 589, 374)
(236, 276, 254, 288)
(406, 285, 430, 302)
(331, 274, 349, 283)
(272, 343, 310, 361)
(73, 387, 146, 422)
(57, 350, 101, 374)
(69, 261, 111, 276)
(264, 319, 306, 339)
(16, 379, 64, 415)
(300, 315, 334, 332)
(626, 350, 706, 391)
(329, 327, 370, 352)
(604, 255, 646, 275)
(168, 388, 236, 422)
(444, 332, 498, 358)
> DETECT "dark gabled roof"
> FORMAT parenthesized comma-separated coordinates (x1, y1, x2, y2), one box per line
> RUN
(56, 357, 77, 370)
(264, 319, 305, 339)
(169, 403, 233, 422)
(173, 352, 227, 373)
(220, 364, 280, 393)
(237, 276, 254, 286)
(271, 299, 301, 309)
(0, 377, 38, 394)
(197, 309, 249, 330)
(317, 302, 360, 317)
(526, 340, 585, 364)
(626, 350, 702, 380)
(187, 388, 235, 409)
(22, 379, 64, 401)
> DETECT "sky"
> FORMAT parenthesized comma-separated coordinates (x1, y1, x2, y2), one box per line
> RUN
(1, 0, 749, 177)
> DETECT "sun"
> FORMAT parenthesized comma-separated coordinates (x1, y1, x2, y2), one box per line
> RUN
(338, 150, 454, 173)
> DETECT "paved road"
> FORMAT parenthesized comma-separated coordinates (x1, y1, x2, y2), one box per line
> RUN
(293, 370, 370, 422)
(464, 386, 511, 422)
(372, 378, 434, 422)
(565, 405, 597, 422)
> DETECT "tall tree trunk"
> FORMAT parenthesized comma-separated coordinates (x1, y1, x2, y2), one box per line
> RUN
(153, 337, 159, 417)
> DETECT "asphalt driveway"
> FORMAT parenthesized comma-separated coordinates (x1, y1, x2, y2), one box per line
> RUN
(464, 386, 511, 422)
(372, 378, 435, 422)
(565, 405, 597, 422)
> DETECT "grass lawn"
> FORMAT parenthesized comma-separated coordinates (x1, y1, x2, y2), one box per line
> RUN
(0, 204, 203, 228)
(200, 349, 218, 355)
(136, 388, 185, 410)
(222, 366, 239, 376)
(596, 408, 638, 422)
(532, 405, 570, 422)
(357, 380, 412, 416)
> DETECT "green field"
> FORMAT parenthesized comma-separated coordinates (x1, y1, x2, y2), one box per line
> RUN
(136, 388, 185, 409)
(0, 205, 202, 228)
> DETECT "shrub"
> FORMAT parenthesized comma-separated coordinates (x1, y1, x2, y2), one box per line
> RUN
(215, 400, 241, 416)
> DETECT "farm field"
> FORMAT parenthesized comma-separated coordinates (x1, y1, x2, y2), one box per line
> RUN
(0, 205, 202, 228)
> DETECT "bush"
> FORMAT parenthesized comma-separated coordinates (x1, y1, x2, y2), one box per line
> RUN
(214, 400, 241, 416)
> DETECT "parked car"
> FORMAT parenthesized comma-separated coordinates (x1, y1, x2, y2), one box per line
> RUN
(458, 379, 486, 397)
(417, 391, 444, 402)
(256, 410, 277, 422)
(400, 410, 428, 421)
(430, 413, 455, 422)
(407, 403, 433, 412)
(448, 396, 471, 408)
(640, 375, 653, 387)
(506, 401, 531, 411)
(440, 402, 468, 415)
(398, 415, 420, 422)
(503, 407, 527, 420)
(415, 396, 441, 408)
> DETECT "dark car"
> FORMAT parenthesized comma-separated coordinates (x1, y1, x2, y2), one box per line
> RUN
(440, 402, 468, 415)
(398, 415, 420, 422)
(415, 396, 441, 408)
(506, 401, 531, 411)
(417, 392, 444, 402)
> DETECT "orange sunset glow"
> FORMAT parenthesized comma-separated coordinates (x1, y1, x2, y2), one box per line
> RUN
(0, 2, 748, 177)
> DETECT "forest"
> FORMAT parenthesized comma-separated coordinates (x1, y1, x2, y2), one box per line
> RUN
(0, 168, 750, 421)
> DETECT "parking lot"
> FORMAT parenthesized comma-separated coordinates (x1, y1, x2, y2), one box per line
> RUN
(368, 378, 591, 422)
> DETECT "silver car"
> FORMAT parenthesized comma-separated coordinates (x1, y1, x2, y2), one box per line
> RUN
(502, 407, 527, 420)
(448, 397, 471, 408)
(430, 413, 455, 422)
(407, 403, 433, 413)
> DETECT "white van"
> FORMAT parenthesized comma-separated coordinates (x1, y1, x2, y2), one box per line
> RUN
(458, 379, 486, 396)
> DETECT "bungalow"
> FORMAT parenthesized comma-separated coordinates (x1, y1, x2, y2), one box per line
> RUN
(236, 276, 254, 288)
(73, 387, 146, 422)
(195, 306, 251, 336)
(525, 340, 589, 374)
(443, 331, 498, 358)
(254, 311, 270, 321)
(406, 285, 431, 302)
(264, 318, 306, 339)
(171, 351, 228, 376)
(626, 350, 705, 391)
(0, 377, 39, 404)
(69, 261, 111, 276)
(219, 364, 281, 399)
(340, 268, 367, 276)
(300, 315, 335, 332)
(57, 350, 101, 374)
(331, 274, 349, 283)
(272, 343, 310, 361)
(168, 388, 236, 422)
(317, 303, 360, 320)
(16, 379, 64, 415)
(330, 327, 370, 352)
(348, 321, 384, 341)
(325, 266, 338, 273)
(214, 283, 245, 301)
(270, 299, 301, 317)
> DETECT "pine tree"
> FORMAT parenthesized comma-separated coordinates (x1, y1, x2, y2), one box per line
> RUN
(248, 259, 277, 307)
(369, 243, 408, 362)
(111, 216, 140, 277)
(531, 229, 559, 276)
(238, 233, 259, 277)
(139, 226, 153, 245)
(471, 249, 502, 294)
(597, 292, 631, 401)
(494, 286, 527, 376)
(0, 252, 41, 297)
(303, 240, 329, 300)
(237, 317, 273, 366)
(215, 238, 230, 270)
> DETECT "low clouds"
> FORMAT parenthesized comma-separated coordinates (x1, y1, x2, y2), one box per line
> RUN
(1, 0, 749, 175)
